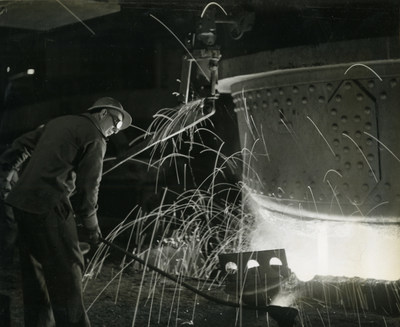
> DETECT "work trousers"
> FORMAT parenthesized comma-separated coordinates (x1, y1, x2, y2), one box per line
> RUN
(0, 200, 18, 267)
(13, 199, 90, 327)
(0, 200, 18, 327)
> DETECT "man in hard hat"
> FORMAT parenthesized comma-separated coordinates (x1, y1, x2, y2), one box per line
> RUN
(3, 97, 132, 327)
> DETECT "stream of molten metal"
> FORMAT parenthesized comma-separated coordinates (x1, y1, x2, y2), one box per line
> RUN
(246, 192, 400, 282)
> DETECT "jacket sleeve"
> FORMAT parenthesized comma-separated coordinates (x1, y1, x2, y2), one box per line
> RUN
(72, 139, 106, 230)
(0, 125, 45, 172)
(0, 125, 45, 200)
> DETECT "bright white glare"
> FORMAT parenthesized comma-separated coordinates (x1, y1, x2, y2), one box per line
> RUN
(271, 292, 297, 307)
(247, 193, 400, 281)
(246, 259, 260, 269)
(26, 69, 35, 75)
(270, 257, 283, 266)
(6, 66, 10, 73)
(225, 262, 238, 274)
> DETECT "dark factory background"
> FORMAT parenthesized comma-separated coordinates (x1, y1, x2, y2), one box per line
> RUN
(0, 0, 398, 228)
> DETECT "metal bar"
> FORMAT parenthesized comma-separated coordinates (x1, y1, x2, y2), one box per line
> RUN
(102, 101, 216, 175)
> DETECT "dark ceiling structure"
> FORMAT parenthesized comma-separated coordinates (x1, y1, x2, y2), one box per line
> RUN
(0, 0, 120, 30)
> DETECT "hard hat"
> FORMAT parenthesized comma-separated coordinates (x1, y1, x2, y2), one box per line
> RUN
(87, 97, 132, 130)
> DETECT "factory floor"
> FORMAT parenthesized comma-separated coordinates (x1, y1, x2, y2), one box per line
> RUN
(2, 255, 400, 327)
(84, 261, 400, 327)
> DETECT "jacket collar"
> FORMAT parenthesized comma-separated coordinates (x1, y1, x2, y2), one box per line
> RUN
(81, 113, 108, 139)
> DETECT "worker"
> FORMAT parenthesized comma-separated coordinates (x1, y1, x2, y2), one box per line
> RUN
(3, 97, 132, 327)
(0, 124, 45, 262)
(0, 124, 45, 326)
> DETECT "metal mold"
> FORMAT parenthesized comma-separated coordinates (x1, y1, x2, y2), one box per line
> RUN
(219, 59, 400, 281)
(226, 60, 400, 219)
(218, 249, 290, 306)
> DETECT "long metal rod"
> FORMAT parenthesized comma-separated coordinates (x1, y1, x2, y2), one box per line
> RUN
(102, 104, 216, 175)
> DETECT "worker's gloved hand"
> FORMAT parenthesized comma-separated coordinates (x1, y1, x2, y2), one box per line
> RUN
(84, 225, 102, 247)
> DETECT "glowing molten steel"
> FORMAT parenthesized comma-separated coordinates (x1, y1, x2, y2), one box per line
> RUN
(247, 192, 400, 281)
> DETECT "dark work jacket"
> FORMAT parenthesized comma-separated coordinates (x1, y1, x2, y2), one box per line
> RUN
(6, 114, 107, 229)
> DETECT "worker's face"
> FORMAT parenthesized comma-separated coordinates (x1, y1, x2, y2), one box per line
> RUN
(99, 109, 123, 137)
